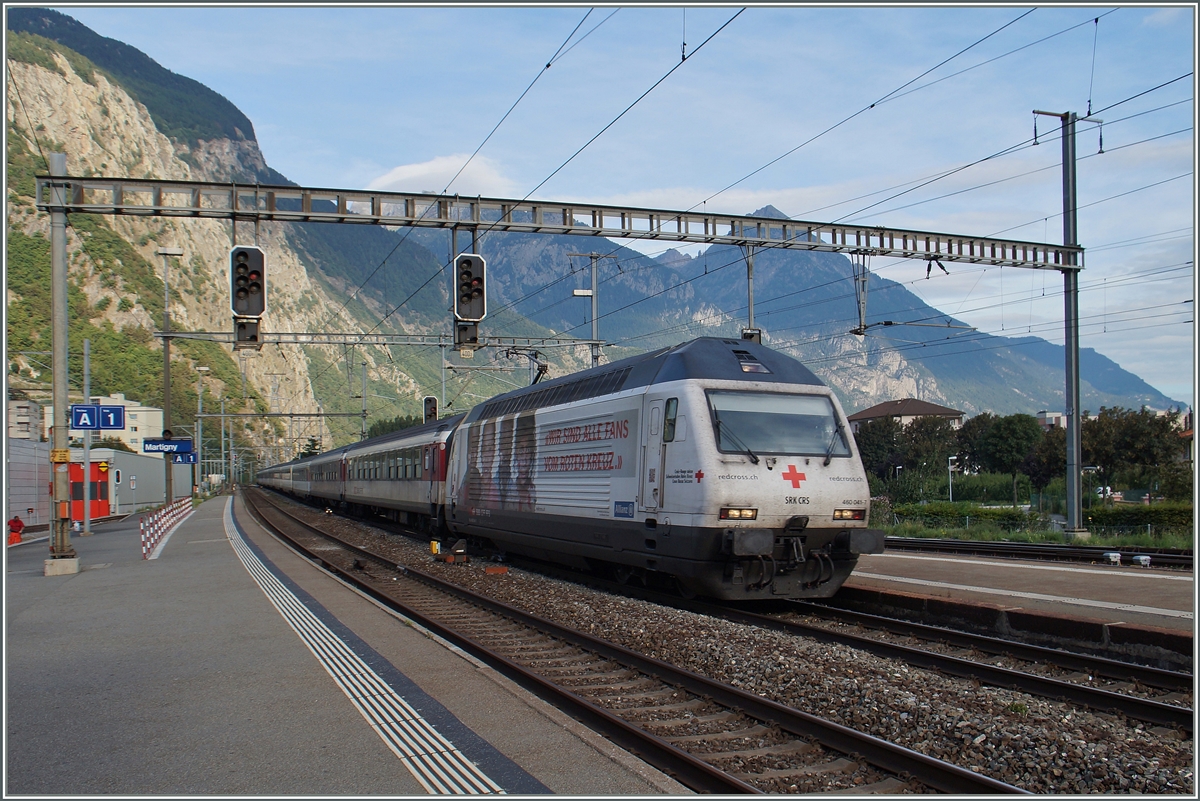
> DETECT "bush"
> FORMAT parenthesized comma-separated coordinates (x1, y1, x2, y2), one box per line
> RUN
(1085, 502, 1193, 532)
(893, 501, 1032, 526)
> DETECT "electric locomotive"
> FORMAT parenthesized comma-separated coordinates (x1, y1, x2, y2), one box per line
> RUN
(443, 337, 883, 599)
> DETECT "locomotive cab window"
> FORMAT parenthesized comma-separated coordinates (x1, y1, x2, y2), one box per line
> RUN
(707, 391, 850, 457)
(663, 398, 678, 442)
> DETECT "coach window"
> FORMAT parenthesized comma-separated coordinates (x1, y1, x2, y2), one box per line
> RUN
(663, 398, 678, 442)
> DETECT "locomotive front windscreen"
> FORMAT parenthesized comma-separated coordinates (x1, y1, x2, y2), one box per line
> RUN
(707, 391, 851, 457)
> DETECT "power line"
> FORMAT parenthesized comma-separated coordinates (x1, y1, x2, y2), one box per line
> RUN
(689, 9, 1036, 212)
(283, 13, 608, 411)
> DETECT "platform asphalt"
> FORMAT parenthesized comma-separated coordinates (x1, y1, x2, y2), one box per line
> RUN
(5, 494, 687, 795)
(848, 550, 1194, 633)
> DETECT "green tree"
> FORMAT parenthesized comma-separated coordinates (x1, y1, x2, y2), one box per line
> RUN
(901, 416, 958, 501)
(903, 416, 958, 476)
(1022, 424, 1065, 510)
(297, 436, 322, 458)
(981, 414, 1044, 507)
(366, 414, 423, 439)
(95, 437, 135, 452)
(956, 412, 996, 474)
(853, 416, 902, 478)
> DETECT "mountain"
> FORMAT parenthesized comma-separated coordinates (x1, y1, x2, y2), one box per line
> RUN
(4, 11, 1183, 464)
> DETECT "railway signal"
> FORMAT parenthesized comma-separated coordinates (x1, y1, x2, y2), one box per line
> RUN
(234, 317, 260, 346)
(453, 254, 486, 323)
(423, 395, 438, 423)
(230, 246, 267, 317)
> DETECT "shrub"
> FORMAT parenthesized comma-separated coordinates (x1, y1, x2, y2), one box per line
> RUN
(1085, 502, 1193, 531)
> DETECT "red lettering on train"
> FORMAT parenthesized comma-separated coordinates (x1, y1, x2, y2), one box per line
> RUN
(543, 418, 630, 447)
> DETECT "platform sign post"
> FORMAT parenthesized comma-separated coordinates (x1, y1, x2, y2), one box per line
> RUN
(48, 152, 77, 568)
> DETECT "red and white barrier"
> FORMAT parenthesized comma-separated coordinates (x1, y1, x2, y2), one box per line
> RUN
(139, 497, 193, 560)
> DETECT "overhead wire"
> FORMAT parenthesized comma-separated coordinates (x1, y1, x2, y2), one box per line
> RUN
(484, 11, 1183, 341)
(405, 10, 745, 349)
(551, 158, 1194, 345)
(281, 10, 612, 409)
(303, 9, 600, 339)
(687, 8, 1037, 212)
(479, 16, 1191, 354)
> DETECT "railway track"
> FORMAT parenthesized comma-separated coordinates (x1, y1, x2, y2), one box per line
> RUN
(885, 537, 1194, 569)
(714, 601, 1192, 733)
(495, 556, 1194, 734)
(244, 489, 1025, 795)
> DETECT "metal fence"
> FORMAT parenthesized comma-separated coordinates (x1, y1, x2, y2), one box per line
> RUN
(892, 515, 1056, 533)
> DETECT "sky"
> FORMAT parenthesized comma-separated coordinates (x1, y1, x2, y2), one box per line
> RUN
(52, 4, 1196, 408)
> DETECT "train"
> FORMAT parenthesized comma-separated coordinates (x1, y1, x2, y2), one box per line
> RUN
(258, 337, 884, 600)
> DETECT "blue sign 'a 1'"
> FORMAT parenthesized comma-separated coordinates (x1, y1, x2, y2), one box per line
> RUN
(70, 404, 126, 430)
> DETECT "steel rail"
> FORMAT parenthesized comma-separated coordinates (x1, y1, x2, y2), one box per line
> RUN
(789, 601, 1194, 692)
(246, 489, 1026, 795)
(885, 537, 1194, 569)
(688, 602, 1194, 732)
(513, 560, 1193, 731)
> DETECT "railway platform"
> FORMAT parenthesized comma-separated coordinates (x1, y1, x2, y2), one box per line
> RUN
(5, 494, 687, 796)
(840, 550, 1193, 663)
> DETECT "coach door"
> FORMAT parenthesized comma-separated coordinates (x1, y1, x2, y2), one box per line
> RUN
(640, 399, 664, 512)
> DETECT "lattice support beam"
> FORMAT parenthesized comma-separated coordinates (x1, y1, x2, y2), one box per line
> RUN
(38, 176, 1081, 271)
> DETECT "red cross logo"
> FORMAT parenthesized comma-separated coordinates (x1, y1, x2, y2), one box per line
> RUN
(694, 470, 704, 483)
(781, 465, 806, 488)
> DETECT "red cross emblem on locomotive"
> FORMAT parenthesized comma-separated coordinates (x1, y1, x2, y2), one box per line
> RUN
(781, 464, 806, 488)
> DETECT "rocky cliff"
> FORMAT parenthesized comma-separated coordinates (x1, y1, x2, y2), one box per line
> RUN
(5, 41, 430, 454)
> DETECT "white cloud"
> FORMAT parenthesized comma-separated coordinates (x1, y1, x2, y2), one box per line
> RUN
(1142, 8, 1190, 27)
(366, 154, 518, 197)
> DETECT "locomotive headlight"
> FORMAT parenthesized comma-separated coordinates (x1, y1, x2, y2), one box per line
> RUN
(719, 507, 758, 520)
(833, 508, 866, 521)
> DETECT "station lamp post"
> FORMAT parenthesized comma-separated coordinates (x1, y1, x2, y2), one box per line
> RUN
(948, 455, 958, 503)
(195, 366, 210, 494)
(158, 246, 183, 505)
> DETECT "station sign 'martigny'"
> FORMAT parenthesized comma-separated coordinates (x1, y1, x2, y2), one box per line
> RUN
(142, 438, 193, 454)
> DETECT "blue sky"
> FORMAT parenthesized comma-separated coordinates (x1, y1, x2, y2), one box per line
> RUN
(57, 5, 1196, 407)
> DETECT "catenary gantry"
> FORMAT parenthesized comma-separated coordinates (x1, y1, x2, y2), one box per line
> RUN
(36, 177, 1080, 270)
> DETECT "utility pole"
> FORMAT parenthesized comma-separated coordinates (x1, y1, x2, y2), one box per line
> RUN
(47, 152, 77, 571)
(196, 366, 209, 493)
(360, 361, 368, 440)
(569, 253, 614, 368)
(229, 408, 235, 489)
(158, 246, 183, 505)
(82, 338, 92, 536)
(220, 398, 226, 491)
(745, 244, 756, 331)
(1034, 109, 1100, 539)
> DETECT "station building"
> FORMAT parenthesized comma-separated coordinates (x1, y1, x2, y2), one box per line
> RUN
(6, 442, 192, 523)
(7, 396, 42, 441)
